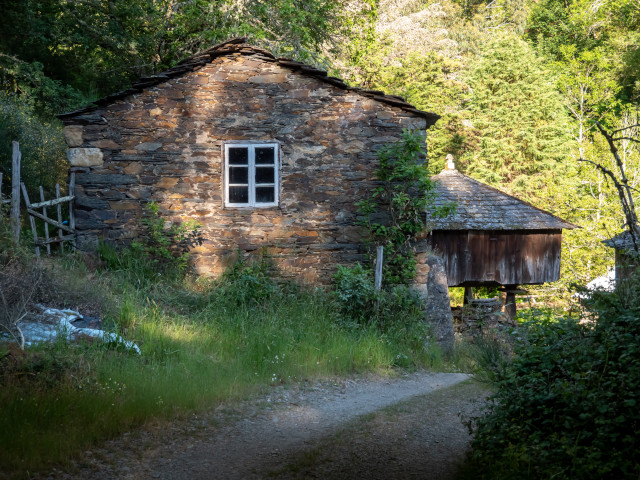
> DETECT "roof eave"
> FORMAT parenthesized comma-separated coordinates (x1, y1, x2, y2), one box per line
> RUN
(58, 37, 439, 124)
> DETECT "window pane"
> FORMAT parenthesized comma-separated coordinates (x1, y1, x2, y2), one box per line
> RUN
(255, 186, 275, 203)
(229, 166, 248, 184)
(228, 147, 248, 165)
(229, 186, 249, 203)
(255, 147, 275, 165)
(255, 166, 275, 184)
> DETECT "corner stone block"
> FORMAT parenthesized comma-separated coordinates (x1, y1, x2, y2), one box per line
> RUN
(66, 148, 104, 167)
(63, 126, 84, 147)
(249, 73, 288, 84)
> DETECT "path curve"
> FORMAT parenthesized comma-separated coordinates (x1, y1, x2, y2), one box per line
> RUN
(47, 372, 480, 480)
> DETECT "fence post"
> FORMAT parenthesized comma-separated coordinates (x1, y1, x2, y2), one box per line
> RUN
(55, 183, 63, 249)
(68, 171, 76, 251)
(374, 245, 384, 291)
(11, 141, 21, 246)
(21, 182, 40, 257)
(39, 186, 51, 255)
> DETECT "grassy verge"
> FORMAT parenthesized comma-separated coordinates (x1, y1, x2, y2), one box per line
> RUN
(0, 250, 455, 477)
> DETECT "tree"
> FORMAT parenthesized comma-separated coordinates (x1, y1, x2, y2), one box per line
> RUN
(0, 93, 67, 198)
(461, 32, 572, 198)
(582, 117, 640, 250)
(1, 0, 356, 114)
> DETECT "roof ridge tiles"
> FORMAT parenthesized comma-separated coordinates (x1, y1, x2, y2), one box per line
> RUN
(58, 38, 440, 125)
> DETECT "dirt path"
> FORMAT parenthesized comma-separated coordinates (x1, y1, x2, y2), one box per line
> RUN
(47, 372, 489, 480)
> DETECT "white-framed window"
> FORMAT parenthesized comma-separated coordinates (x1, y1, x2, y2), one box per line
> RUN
(224, 143, 279, 208)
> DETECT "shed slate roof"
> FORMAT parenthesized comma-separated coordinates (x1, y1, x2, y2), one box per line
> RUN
(428, 166, 576, 231)
(58, 37, 440, 125)
(603, 230, 639, 251)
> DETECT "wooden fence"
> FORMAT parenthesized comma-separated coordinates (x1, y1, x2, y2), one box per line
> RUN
(1, 141, 76, 256)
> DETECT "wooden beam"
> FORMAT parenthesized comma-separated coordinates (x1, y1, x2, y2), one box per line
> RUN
(56, 184, 63, 251)
(29, 195, 74, 209)
(463, 286, 474, 305)
(504, 285, 518, 322)
(36, 234, 75, 246)
(24, 208, 74, 233)
(39, 186, 51, 255)
(69, 171, 76, 250)
(11, 142, 21, 245)
(20, 183, 39, 257)
(374, 245, 384, 291)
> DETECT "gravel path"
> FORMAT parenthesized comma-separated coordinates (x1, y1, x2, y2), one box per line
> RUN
(46, 372, 488, 480)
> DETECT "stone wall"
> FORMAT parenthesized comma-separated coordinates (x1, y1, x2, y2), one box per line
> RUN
(62, 51, 428, 284)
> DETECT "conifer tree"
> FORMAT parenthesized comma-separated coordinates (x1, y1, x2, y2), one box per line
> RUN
(461, 32, 572, 198)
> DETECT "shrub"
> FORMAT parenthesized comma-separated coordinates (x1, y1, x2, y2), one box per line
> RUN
(0, 259, 43, 349)
(97, 202, 203, 282)
(332, 263, 378, 321)
(131, 201, 203, 275)
(355, 130, 436, 285)
(465, 288, 640, 479)
(212, 253, 279, 307)
(332, 263, 426, 335)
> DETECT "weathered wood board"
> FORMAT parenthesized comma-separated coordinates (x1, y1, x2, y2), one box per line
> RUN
(430, 229, 563, 286)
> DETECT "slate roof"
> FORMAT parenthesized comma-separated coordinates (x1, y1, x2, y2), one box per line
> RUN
(428, 166, 577, 231)
(58, 37, 440, 126)
(603, 230, 640, 251)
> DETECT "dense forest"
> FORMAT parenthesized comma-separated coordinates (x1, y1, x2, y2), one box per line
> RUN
(2, 0, 638, 297)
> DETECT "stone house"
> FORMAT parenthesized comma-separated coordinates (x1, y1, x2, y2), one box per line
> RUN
(59, 38, 440, 285)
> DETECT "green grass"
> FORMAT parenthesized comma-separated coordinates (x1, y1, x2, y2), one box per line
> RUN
(0, 252, 455, 477)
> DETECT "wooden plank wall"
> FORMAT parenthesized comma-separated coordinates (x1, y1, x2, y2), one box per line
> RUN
(431, 230, 563, 286)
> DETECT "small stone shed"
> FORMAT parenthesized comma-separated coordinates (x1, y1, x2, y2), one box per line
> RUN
(427, 159, 576, 311)
(58, 38, 440, 284)
(603, 230, 640, 287)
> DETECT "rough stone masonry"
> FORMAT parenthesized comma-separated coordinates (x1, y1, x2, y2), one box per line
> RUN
(59, 40, 439, 287)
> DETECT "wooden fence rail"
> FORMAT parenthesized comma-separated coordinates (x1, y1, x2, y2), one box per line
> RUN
(1, 141, 76, 255)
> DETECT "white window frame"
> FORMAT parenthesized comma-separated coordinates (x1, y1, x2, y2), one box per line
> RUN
(224, 142, 280, 208)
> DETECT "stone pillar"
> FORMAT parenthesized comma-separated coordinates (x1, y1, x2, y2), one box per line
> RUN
(421, 254, 455, 353)
(503, 285, 519, 323)
(463, 286, 474, 305)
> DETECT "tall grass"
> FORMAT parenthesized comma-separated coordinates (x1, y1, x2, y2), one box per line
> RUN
(0, 249, 447, 476)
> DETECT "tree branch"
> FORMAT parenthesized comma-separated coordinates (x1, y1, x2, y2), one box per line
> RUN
(591, 121, 640, 251)
(611, 124, 640, 135)
(612, 136, 640, 143)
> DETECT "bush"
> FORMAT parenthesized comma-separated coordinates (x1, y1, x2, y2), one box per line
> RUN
(0, 93, 68, 199)
(355, 130, 437, 285)
(333, 263, 378, 321)
(131, 201, 203, 275)
(97, 202, 203, 283)
(212, 254, 280, 307)
(333, 263, 426, 333)
(465, 288, 640, 479)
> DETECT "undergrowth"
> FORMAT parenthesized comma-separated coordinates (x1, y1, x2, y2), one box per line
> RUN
(460, 287, 640, 479)
(0, 245, 449, 477)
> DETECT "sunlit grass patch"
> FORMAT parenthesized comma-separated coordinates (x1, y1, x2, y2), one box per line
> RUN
(0, 252, 452, 476)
